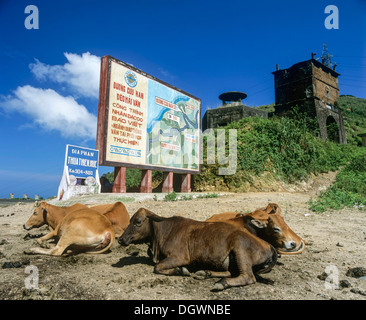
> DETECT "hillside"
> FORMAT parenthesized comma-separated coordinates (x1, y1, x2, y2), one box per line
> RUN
(255, 95, 366, 146)
(194, 115, 366, 193)
(337, 95, 366, 145)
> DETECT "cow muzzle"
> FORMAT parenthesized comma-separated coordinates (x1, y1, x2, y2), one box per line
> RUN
(277, 240, 305, 255)
(23, 224, 31, 230)
(118, 235, 130, 246)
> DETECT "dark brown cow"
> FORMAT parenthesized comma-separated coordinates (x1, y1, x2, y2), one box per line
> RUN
(206, 203, 305, 255)
(119, 208, 277, 291)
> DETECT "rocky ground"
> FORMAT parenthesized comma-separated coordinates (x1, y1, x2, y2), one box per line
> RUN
(1, 178, 366, 301)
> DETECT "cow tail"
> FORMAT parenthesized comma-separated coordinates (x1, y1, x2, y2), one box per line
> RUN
(254, 245, 278, 274)
(87, 231, 115, 254)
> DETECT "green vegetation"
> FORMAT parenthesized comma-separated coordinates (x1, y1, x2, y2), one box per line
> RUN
(105, 169, 163, 191)
(255, 103, 275, 113)
(114, 196, 136, 202)
(163, 191, 219, 202)
(337, 95, 366, 145)
(194, 115, 364, 192)
(163, 191, 178, 201)
(309, 153, 366, 212)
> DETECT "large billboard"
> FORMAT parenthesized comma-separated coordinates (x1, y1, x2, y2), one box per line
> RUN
(97, 55, 201, 174)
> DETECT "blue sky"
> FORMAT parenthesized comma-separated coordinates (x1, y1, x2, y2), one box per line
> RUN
(0, 0, 365, 199)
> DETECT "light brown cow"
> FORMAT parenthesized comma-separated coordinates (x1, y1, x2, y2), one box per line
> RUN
(119, 208, 277, 291)
(23, 201, 87, 232)
(27, 208, 115, 256)
(206, 203, 305, 255)
(24, 201, 130, 238)
(90, 202, 130, 237)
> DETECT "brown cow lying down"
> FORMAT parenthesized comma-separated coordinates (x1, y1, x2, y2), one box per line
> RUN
(27, 208, 115, 256)
(206, 203, 305, 255)
(119, 208, 277, 291)
(24, 201, 87, 232)
(23, 201, 130, 238)
(90, 202, 130, 237)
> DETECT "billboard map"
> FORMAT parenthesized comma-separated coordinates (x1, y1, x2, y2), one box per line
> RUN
(97, 56, 201, 174)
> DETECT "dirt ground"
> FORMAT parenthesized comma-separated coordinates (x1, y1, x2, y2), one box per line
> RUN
(1, 175, 366, 301)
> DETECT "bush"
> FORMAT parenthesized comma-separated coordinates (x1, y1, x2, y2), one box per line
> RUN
(194, 115, 363, 191)
(309, 153, 366, 212)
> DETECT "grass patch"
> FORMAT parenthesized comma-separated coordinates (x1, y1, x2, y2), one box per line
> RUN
(162, 192, 219, 202)
(194, 115, 364, 192)
(309, 152, 366, 212)
(114, 196, 136, 202)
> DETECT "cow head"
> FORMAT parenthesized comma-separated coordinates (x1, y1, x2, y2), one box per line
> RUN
(118, 208, 162, 246)
(245, 203, 305, 254)
(23, 201, 48, 230)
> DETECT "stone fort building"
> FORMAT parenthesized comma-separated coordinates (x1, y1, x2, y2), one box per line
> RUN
(202, 53, 347, 144)
(272, 53, 347, 144)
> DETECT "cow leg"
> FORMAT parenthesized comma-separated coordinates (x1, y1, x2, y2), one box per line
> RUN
(29, 235, 73, 256)
(37, 229, 57, 245)
(211, 250, 256, 291)
(154, 257, 187, 276)
(194, 256, 231, 279)
(194, 270, 231, 279)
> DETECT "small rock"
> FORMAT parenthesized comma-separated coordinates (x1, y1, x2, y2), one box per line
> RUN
(125, 245, 140, 256)
(0, 239, 9, 245)
(346, 267, 366, 278)
(2, 261, 22, 269)
(339, 279, 351, 288)
(317, 271, 328, 281)
(336, 242, 344, 247)
(2, 259, 30, 269)
(351, 288, 366, 296)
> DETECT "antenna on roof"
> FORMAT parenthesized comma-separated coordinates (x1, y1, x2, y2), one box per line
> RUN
(321, 43, 335, 68)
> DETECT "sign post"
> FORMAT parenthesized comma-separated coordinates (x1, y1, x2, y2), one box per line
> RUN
(57, 145, 100, 201)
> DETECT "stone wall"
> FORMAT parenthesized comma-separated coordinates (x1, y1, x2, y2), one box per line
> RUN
(202, 104, 268, 131)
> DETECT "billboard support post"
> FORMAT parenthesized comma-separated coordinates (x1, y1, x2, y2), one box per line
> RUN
(181, 174, 191, 193)
(140, 169, 152, 193)
(162, 172, 174, 193)
(112, 166, 126, 193)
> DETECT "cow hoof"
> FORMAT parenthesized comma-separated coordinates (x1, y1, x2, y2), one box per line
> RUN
(194, 270, 211, 280)
(211, 283, 225, 292)
(23, 249, 35, 255)
(211, 280, 229, 292)
(180, 267, 191, 276)
(40, 242, 51, 249)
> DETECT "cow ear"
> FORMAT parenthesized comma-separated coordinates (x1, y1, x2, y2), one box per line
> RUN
(147, 214, 164, 222)
(250, 219, 267, 229)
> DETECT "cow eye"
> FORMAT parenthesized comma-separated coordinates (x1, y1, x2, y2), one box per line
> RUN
(274, 226, 281, 233)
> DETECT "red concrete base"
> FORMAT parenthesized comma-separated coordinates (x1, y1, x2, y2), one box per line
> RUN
(140, 169, 152, 193)
(112, 167, 126, 193)
(181, 173, 191, 193)
(162, 172, 174, 193)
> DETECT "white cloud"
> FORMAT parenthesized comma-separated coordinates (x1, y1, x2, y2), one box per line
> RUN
(0, 85, 97, 139)
(29, 52, 101, 99)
